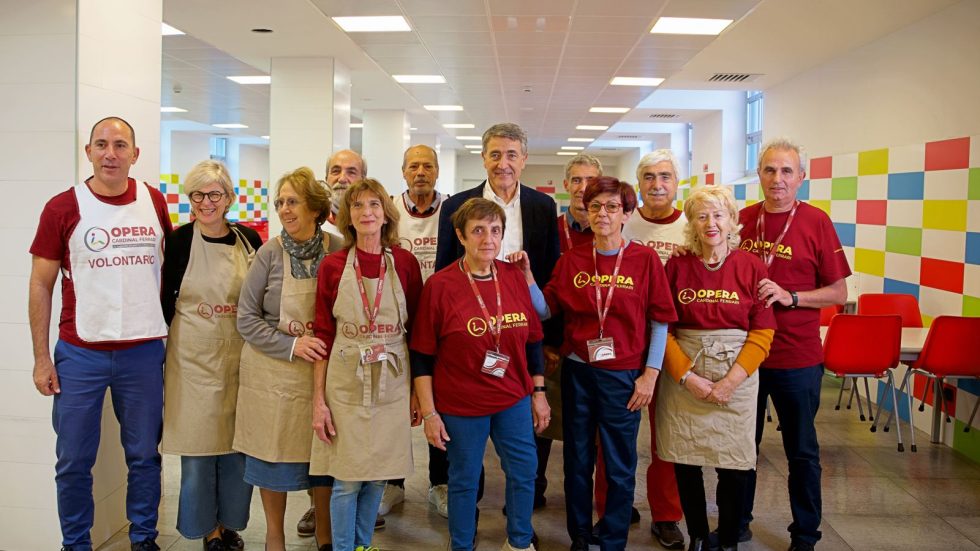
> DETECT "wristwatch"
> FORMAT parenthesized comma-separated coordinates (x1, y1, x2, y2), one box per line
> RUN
(789, 291, 799, 309)
(679, 370, 692, 386)
(533, 385, 547, 393)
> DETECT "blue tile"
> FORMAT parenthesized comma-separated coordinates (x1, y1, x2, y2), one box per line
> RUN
(883, 278, 920, 300)
(966, 232, 980, 265)
(261, 188, 268, 196)
(246, 203, 254, 211)
(960, 379, 980, 395)
(833, 222, 856, 247)
(178, 203, 190, 213)
(733, 184, 746, 200)
(887, 172, 925, 200)
(798, 179, 810, 200)
(876, 383, 913, 423)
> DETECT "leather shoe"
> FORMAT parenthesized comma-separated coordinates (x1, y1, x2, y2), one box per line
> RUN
(652, 521, 685, 549)
(687, 537, 707, 551)
(131, 540, 161, 551)
(297, 506, 316, 536)
(375, 515, 386, 530)
(709, 527, 752, 547)
(221, 530, 244, 551)
(787, 542, 815, 551)
(203, 537, 226, 551)
(569, 535, 590, 551)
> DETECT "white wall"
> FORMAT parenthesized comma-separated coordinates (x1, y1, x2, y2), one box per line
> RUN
(692, 111, 722, 184)
(239, 144, 269, 187)
(168, 132, 211, 180)
(763, 0, 980, 155)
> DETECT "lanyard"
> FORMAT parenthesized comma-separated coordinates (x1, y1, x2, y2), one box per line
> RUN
(592, 240, 625, 339)
(461, 259, 504, 352)
(756, 201, 799, 268)
(562, 215, 572, 249)
(353, 249, 386, 329)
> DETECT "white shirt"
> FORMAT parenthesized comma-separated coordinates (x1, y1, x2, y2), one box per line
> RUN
(482, 181, 524, 259)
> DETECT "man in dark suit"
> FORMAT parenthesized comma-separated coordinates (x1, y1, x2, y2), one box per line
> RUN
(431, 122, 561, 524)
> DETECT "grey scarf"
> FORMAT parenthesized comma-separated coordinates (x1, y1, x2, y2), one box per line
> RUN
(280, 229, 325, 279)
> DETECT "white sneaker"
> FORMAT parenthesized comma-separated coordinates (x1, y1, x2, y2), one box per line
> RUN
(501, 540, 536, 551)
(428, 484, 449, 518)
(378, 484, 405, 516)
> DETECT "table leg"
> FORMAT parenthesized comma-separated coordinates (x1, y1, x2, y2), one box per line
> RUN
(931, 378, 943, 443)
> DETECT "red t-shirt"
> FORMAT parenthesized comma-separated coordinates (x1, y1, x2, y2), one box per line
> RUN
(29, 178, 173, 350)
(665, 250, 776, 332)
(410, 260, 544, 416)
(543, 242, 677, 370)
(313, 246, 423, 357)
(558, 213, 594, 254)
(738, 202, 851, 368)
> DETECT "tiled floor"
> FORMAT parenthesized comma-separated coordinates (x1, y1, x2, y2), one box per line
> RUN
(97, 378, 980, 550)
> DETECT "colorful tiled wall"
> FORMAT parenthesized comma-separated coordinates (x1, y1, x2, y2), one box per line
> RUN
(159, 174, 270, 239)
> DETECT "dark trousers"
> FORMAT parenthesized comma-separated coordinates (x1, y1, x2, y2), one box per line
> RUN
(675, 463, 749, 546)
(562, 358, 641, 551)
(743, 364, 824, 546)
(533, 436, 552, 500)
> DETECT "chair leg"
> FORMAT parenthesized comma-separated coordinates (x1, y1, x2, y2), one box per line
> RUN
(847, 384, 857, 410)
(887, 372, 904, 452)
(835, 381, 846, 411)
(864, 378, 874, 421)
(853, 382, 867, 422)
(918, 377, 930, 412)
(898, 369, 917, 452)
(966, 396, 980, 433)
(872, 378, 887, 433)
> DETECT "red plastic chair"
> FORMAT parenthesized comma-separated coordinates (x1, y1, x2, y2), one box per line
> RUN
(823, 314, 905, 451)
(894, 316, 980, 452)
(857, 293, 923, 327)
(820, 304, 843, 326)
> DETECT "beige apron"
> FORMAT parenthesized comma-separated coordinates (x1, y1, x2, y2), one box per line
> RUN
(233, 237, 324, 463)
(309, 248, 413, 481)
(162, 224, 254, 455)
(656, 329, 758, 470)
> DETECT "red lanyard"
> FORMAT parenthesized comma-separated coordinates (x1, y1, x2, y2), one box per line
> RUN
(592, 240, 625, 339)
(461, 259, 504, 352)
(756, 201, 799, 268)
(353, 249, 386, 328)
(562, 215, 572, 248)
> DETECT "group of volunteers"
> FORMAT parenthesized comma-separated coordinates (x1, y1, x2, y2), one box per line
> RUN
(29, 117, 850, 551)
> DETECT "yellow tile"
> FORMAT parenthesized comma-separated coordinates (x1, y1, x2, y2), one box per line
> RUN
(809, 200, 831, 215)
(745, 199, 759, 207)
(854, 248, 885, 277)
(858, 148, 889, 176)
(922, 200, 967, 231)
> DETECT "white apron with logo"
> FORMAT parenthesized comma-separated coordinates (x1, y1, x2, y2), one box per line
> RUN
(233, 237, 323, 463)
(68, 181, 167, 342)
(394, 196, 440, 281)
(309, 248, 413, 480)
(656, 328, 758, 470)
(162, 224, 254, 455)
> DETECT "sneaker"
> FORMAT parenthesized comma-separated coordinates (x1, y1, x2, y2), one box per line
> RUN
(297, 506, 316, 536)
(378, 484, 405, 515)
(220, 529, 244, 551)
(501, 539, 537, 551)
(354, 547, 380, 551)
(428, 484, 449, 518)
(203, 537, 226, 551)
(569, 535, 591, 551)
(375, 515, 386, 530)
(131, 540, 161, 551)
(651, 521, 685, 550)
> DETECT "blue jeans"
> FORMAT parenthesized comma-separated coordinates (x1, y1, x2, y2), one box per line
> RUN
(743, 364, 823, 546)
(442, 396, 537, 551)
(331, 479, 386, 551)
(177, 454, 253, 539)
(562, 358, 640, 551)
(52, 339, 165, 550)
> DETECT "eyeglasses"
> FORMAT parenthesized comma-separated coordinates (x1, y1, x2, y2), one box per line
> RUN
(189, 191, 227, 203)
(587, 201, 623, 213)
(274, 198, 305, 210)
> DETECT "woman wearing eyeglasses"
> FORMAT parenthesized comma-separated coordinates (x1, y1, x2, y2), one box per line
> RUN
(232, 167, 343, 551)
(512, 176, 676, 551)
(161, 160, 263, 551)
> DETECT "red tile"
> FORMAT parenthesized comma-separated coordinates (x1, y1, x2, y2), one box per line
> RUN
(919, 257, 964, 294)
(855, 200, 887, 225)
(167, 193, 179, 204)
(537, 186, 556, 194)
(810, 156, 833, 179)
(925, 137, 970, 171)
(705, 173, 715, 185)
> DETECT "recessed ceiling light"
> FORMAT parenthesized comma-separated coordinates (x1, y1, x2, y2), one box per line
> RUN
(161, 23, 184, 36)
(576, 125, 609, 131)
(410, 127, 418, 130)
(456, 136, 481, 141)
(227, 75, 271, 84)
(610, 77, 665, 86)
(557, 152, 577, 156)
(567, 138, 594, 143)
(425, 105, 464, 111)
(470, 150, 482, 154)
(160, 107, 187, 113)
(650, 17, 733, 35)
(212, 123, 248, 129)
(260, 135, 270, 140)
(590, 107, 630, 114)
(443, 123, 475, 129)
(332, 16, 411, 33)
(393, 75, 446, 84)
(562, 146, 585, 151)
(350, 123, 364, 129)
(465, 145, 482, 149)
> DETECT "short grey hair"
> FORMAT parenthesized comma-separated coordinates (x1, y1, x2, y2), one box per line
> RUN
(564, 154, 603, 180)
(325, 149, 368, 178)
(482, 122, 528, 156)
(184, 160, 235, 216)
(757, 138, 807, 172)
(636, 149, 680, 183)
(402, 144, 439, 170)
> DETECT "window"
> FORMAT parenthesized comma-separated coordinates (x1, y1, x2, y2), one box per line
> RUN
(687, 123, 693, 178)
(745, 90, 763, 174)
(210, 137, 227, 162)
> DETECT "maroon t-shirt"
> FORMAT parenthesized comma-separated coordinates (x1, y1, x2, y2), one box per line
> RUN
(313, 246, 423, 357)
(29, 178, 172, 350)
(738, 202, 851, 368)
(543, 241, 677, 370)
(558, 213, 594, 254)
(665, 250, 776, 332)
(410, 260, 543, 416)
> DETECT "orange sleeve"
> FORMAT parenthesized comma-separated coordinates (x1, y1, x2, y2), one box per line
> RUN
(663, 333, 693, 383)
(734, 328, 774, 376)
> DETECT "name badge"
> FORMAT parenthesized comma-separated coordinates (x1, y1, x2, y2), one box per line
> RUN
(586, 337, 616, 363)
(360, 343, 388, 364)
(481, 350, 510, 378)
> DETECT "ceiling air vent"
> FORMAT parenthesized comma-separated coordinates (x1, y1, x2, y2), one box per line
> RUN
(601, 148, 619, 151)
(617, 135, 640, 139)
(708, 73, 760, 83)
(648, 113, 678, 119)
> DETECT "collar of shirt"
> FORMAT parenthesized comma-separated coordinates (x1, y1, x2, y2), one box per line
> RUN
(402, 190, 443, 214)
(483, 180, 521, 210)
(565, 211, 589, 232)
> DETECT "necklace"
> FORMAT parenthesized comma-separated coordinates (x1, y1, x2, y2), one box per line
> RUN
(701, 248, 730, 272)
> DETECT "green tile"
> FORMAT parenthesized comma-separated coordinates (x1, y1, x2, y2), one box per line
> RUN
(682, 187, 690, 200)
(858, 148, 889, 175)
(963, 295, 980, 317)
(885, 226, 922, 256)
(554, 192, 570, 200)
(831, 177, 858, 200)
(952, 419, 980, 462)
(969, 168, 980, 200)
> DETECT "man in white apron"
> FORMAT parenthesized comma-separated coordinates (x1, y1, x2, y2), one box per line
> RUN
(29, 117, 171, 551)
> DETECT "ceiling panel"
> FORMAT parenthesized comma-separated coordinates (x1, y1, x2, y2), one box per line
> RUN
(490, 31, 568, 46)
(410, 16, 489, 33)
(575, 0, 668, 17)
(487, 0, 575, 17)
(310, 0, 400, 17)
(417, 31, 494, 46)
(489, 15, 571, 33)
(568, 16, 655, 33)
(398, 0, 486, 16)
